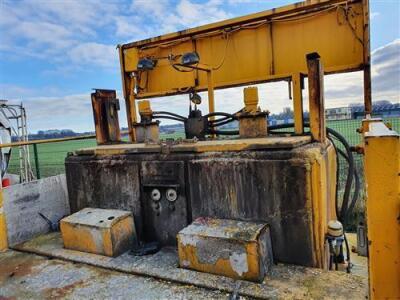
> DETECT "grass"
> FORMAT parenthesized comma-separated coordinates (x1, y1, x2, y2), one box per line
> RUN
(7, 117, 399, 179)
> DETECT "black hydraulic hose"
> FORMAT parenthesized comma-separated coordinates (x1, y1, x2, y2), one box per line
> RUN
(328, 131, 354, 227)
(344, 232, 351, 273)
(268, 123, 358, 227)
(209, 116, 232, 124)
(208, 129, 239, 135)
(153, 111, 187, 121)
(153, 116, 186, 122)
(210, 118, 236, 127)
(336, 147, 360, 224)
(269, 123, 359, 274)
(204, 112, 237, 119)
(328, 135, 341, 220)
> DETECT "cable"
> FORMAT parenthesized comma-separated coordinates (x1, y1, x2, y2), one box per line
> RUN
(204, 112, 237, 119)
(268, 123, 360, 226)
(153, 111, 187, 121)
(211, 34, 230, 70)
(208, 129, 238, 135)
(268, 123, 358, 273)
(210, 118, 236, 127)
(153, 116, 186, 122)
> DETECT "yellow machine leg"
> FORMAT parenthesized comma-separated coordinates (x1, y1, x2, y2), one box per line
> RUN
(0, 189, 8, 251)
(363, 119, 400, 299)
(292, 73, 304, 135)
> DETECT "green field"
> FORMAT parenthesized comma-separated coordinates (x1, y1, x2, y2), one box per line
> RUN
(7, 117, 399, 179)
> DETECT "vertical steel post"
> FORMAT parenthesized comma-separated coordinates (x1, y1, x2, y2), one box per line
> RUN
(306, 53, 326, 143)
(207, 69, 216, 137)
(207, 70, 215, 119)
(33, 143, 40, 179)
(0, 189, 8, 251)
(362, 0, 372, 115)
(128, 78, 137, 142)
(292, 73, 304, 134)
(363, 119, 400, 299)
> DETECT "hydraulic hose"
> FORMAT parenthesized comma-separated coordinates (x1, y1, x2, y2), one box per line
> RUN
(268, 123, 359, 226)
(209, 118, 236, 127)
(208, 129, 239, 135)
(153, 111, 187, 121)
(204, 112, 237, 119)
(268, 123, 359, 273)
(152, 116, 186, 122)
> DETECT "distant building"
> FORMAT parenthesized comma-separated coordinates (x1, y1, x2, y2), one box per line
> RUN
(325, 107, 352, 120)
(352, 103, 400, 119)
(325, 102, 400, 120)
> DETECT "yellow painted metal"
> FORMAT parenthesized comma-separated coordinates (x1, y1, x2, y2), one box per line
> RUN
(0, 189, 8, 251)
(307, 142, 337, 268)
(307, 53, 326, 143)
(121, 0, 367, 101)
(75, 136, 312, 156)
(292, 73, 304, 134)
(177, 218, 271, 282)
(60, 208, 135, 257)
(206, 69, 215, 118)
(238, 115, 268, 138)
(362, 119, 400, 299)
(362, 0, 372, 114)
(128, 78, 137, 142)
(138, 100, 152, 116)
(243, 87, 259, 113)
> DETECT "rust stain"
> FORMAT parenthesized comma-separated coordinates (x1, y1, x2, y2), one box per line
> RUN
(44, 279, 87, 299)
(0, 253, 42, 280)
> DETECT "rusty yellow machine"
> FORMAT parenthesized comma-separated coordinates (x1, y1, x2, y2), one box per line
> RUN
(63, 0, 399, 298)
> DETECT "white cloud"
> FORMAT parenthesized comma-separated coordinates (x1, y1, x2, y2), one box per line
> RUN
(68, 43, 119, 69)
(2, 38, 398, 131)
(323, 39, 400, 107)
(128, 0, 231, 37)
(0, 0, 121, 69)
(1, 91, 127, 133)
(130, 0, 170, 18)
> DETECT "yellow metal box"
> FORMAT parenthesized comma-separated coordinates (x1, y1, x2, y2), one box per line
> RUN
(177, 218, 273, 282)
(60, 208, 135, 257)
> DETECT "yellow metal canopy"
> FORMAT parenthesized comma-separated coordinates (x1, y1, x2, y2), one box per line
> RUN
(118, 0, 370, 139)
(120, 0, 369, 97)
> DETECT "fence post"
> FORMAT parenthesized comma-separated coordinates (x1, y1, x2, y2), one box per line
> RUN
(33, 143, 41, 179)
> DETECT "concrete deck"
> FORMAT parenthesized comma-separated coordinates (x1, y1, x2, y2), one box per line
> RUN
(0, 232, 369, 299)
(0, 250, 227, 299)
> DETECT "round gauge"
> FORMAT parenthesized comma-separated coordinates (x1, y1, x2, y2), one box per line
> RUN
(165, 188, 178, 202)
(150, 188, 161, 201)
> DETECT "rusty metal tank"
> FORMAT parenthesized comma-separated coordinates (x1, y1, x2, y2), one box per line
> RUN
(65, 136, 336, 268)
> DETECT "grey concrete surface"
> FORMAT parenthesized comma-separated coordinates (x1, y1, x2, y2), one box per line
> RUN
(13, 232, 368, 299)
(3, 175, 70, 246)
(0, 250, 228, 300)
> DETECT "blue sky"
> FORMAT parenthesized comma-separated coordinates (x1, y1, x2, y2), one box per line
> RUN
(0, 0, 399, 132)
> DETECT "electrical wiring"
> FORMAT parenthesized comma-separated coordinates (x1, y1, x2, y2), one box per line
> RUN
(211, 34, 231, 71)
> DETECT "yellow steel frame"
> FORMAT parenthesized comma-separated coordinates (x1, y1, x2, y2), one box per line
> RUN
(362, 119, 400, 299)
(119, 0, 370, 141)
(0, 189, 7, 251)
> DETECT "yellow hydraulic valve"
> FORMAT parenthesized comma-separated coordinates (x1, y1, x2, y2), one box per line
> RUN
(243, 87, 259, 113)
(138, 100, 153, 121)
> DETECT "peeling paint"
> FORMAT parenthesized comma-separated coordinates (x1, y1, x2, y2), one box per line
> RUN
(229, 252, 248, 276)
(179, 235, 198, 247)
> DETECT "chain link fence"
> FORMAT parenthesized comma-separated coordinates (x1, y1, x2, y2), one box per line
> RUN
(327, 117, 399, 230)
(7, 117, 399, 229)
